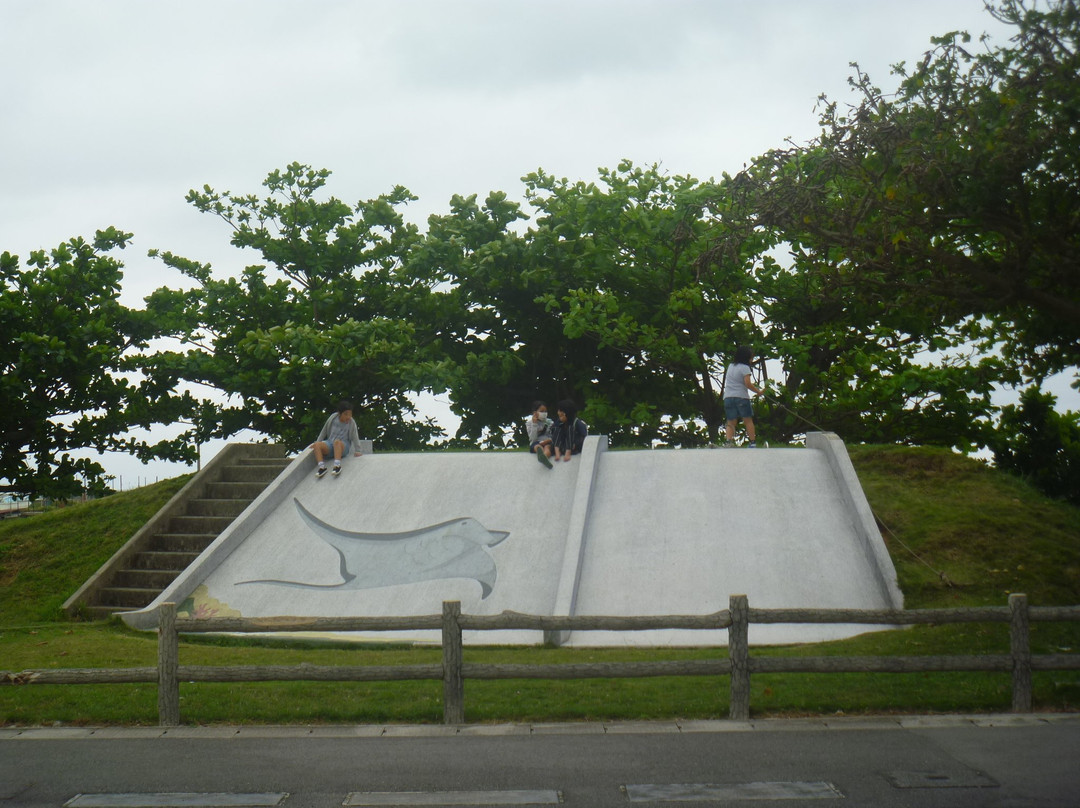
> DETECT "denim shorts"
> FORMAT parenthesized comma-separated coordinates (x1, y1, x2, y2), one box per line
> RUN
(320, 439, 352, 456)
(724, 397, 753, 420)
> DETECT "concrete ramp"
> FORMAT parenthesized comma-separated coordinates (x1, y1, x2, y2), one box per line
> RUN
(122, 433, 902, 646)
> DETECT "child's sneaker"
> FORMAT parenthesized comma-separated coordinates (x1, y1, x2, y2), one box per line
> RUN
(332, 464, 342, 477)
(315, 466, 327, 478)
(537, 451, 553, 469)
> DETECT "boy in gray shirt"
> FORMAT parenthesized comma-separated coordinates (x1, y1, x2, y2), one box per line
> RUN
(312, 400, 362, 477)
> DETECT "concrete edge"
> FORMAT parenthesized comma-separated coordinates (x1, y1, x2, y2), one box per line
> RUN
(119, 449, 308, 630)
(806, 432, 904, 609)
(548, 435, 608, 645)
(3, 713, 1076, 740)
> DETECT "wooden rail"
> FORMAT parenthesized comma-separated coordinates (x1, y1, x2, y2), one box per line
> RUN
(4, 594, 1079, 726)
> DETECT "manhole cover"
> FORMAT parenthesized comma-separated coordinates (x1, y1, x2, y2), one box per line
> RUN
(885, 771, 999, 789)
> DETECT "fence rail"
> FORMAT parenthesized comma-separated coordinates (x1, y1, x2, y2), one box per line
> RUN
(3, 594, 1079, 726)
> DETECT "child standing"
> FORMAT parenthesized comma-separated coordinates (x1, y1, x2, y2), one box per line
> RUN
(723, 346, 764, 447)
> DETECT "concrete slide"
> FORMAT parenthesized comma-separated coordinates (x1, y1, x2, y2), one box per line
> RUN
(122, 433, 903, 646)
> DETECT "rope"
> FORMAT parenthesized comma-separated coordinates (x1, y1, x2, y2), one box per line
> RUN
(875, 517, 956, 588)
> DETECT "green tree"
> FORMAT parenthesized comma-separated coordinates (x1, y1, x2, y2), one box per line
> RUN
(749, 245, 1006, 449)
(407, 191, 563, 447)
(993, 387, 1080, 504)
(1, 229, 195, 498)
(145, 164, 452, 451)
(523, 162, 1001, 449)
(418, 161, 1000, 450)
(750, 0, 1080, 385)
(523, 162, 770, 445)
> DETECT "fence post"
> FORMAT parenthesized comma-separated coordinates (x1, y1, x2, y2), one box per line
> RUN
(157, 602, 180, 727)
(1009, 593, 1032, 713)
(442, 600, 465, 724)
(729, 594, 750, 720)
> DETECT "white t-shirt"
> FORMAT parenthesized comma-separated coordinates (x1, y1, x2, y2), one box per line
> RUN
(724, 362, 753, 399)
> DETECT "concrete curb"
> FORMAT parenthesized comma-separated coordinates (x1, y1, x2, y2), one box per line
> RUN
(3, 713, 1077, 740)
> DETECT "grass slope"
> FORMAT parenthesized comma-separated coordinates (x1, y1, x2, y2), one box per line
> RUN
(849, 445, 1080, 608)
(1, 446, 1078, 725)
(0, 475, 190, 626)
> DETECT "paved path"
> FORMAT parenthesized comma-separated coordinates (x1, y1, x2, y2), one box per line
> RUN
(3, 714, 1078, 807)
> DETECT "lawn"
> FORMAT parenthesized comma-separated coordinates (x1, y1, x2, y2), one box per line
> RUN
(2, 446, 1078, 725)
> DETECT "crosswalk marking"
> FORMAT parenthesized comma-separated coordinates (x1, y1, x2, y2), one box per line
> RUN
(625, 781, 843, 801)
(64, 795, 287, 807)
(343, 791, 562, 806)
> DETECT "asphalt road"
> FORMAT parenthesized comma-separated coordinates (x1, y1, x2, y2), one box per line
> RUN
(2, 714, 1078, 808)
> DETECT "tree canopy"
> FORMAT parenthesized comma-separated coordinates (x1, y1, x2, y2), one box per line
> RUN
(143, 163, 450, 452)
(1, 229, 195, 498)
(748, 0, 1080, 386)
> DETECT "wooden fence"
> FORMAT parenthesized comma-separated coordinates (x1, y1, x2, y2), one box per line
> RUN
(4, 594, 1079, 726)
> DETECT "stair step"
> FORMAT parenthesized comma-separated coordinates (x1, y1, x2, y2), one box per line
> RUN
(203, 481, 270, 499)
(149, 533, 218, 553)
(96, 587, 161, 608)
(186, 498, 251, 518)
(128, 550, 200, 569)
(220, 465, 284, 484)
(114, 568, 183, 589)
(168, 514, 236, 533)
(83, 605, 135, 620)
(237, 456, 291, 466)
(65, 444, 290, 621)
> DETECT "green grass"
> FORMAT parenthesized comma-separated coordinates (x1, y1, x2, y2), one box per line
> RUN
(848, 445, 1080, 608)
(1, 447, 1078, 726)
(0, 476, 191, 626)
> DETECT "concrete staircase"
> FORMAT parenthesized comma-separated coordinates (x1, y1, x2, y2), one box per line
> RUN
(64, 444, 291, 620)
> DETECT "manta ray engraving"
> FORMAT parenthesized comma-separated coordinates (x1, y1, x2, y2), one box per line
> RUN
(236, 498, 509, 598)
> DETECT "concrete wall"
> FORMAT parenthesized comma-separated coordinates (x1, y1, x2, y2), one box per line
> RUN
(122, 434, 902, 646)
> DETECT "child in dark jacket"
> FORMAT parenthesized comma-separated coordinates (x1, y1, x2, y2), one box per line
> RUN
(550, 399, 588, 462)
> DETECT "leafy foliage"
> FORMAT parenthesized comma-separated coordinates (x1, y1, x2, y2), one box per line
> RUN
(992, 388, 1080, 505)
(524, 163, 768, 445)
(748, 0, 1080, 385)
(0, 230, 195, 498)
(406, 191, 548, 447)
(144, 163, 450, 451)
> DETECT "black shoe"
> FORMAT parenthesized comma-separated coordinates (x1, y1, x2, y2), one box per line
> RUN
(315, 466, 327, 478)
(332, 465, 342, 477)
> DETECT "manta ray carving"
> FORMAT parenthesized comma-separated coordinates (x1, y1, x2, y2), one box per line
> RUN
(236, 498, 509, 598)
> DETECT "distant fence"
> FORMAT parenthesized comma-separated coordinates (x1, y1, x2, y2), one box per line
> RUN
(3, 594, 1079, 726)
(0, 499, 48, 518)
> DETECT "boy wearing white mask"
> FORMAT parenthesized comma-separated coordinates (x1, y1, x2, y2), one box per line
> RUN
(527, 400, 554, 468)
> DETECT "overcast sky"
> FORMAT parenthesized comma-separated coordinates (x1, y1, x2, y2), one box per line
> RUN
(3, 1, 1066, 489)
